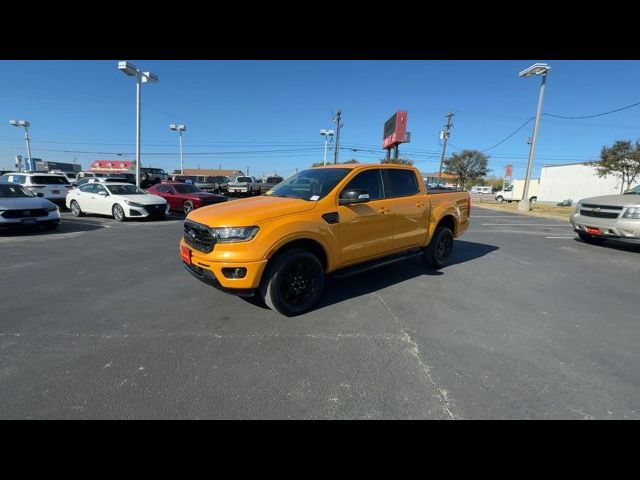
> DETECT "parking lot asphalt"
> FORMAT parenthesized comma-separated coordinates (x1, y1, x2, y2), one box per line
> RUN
(1, 207, 639, 419)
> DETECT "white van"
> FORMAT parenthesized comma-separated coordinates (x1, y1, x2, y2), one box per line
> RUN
(495, 179, 539, 203)
(470, 186, 493, 194)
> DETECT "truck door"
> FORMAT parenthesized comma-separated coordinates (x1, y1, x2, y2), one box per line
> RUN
(337, 168, 394, 265)
(382, 169, 429, 250)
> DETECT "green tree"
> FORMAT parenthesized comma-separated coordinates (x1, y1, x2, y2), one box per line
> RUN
(443, 149, 490, 190)
(595, 140, 640, 193)
(380, 157, 414, 165)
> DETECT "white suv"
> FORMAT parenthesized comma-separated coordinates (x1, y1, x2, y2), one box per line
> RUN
(0, 173, 72, 206)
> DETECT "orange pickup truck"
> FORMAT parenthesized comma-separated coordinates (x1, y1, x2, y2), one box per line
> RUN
(180, 164, 470, 316)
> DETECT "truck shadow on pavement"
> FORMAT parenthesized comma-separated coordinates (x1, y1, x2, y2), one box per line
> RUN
(315, 240, 499, 310)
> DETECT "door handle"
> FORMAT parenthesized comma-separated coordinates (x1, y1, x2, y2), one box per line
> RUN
(378, 207, 391, 215)
(416, 202, 425, 208)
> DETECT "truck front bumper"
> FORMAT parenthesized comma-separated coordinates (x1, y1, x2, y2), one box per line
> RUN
(570, 213, 640, 240)
(180, 239, 268, 290)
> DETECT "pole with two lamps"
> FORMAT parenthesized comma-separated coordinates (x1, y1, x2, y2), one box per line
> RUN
(117, 61, 159, 187)
(320, 129, 334, 166)
(9, 120, 33, 172)
(169, 124, 186, 175)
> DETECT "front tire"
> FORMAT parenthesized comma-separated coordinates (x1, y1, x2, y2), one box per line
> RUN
(260, 249, 325, 316)
(578, 232, 606, 245)
(183, 200, 195, 214)
(496, 196, 504, 203)
(424, 226, 454, 269)
(70, 200, 84, 217)
(112, 204, 126, 222)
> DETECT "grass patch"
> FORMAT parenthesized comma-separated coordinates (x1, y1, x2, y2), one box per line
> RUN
(473, 199, 573, 219)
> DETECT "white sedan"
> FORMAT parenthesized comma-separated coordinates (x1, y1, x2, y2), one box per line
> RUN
(66, 182, 169, 221)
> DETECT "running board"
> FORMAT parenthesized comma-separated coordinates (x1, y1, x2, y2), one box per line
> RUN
(332, 249, 423, 279)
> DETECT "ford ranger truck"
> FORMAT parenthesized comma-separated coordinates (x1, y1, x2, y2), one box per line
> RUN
(180, 164, 470, 316)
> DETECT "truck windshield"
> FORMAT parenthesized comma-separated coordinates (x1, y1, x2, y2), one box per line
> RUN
(236, 177, 252, 183)
(625, 185, 640, 195)
(267, 168, 350, 201)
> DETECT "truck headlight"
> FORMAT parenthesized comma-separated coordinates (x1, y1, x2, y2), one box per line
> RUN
(574, 202, 582, 213)
(124, 200, 144, 208)
(622, 207, 640, 219)
(211, 226, 259, 243)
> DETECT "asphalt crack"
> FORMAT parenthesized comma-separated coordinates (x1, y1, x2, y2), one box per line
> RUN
(375, 293, 458, 420)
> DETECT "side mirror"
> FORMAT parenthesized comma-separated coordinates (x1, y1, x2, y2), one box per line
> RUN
(339, 188, 370, 205)
(36, 192, 44, 197)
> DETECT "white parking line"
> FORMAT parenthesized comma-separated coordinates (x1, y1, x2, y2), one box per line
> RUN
(482, 223, 569, 227)
(62, 219, 112, 228)
(545, 236, 575, 239)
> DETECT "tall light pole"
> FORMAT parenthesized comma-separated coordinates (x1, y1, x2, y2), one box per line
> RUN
(320, 129, 334, 166)
(9, 120, 33, 172)
(117, 61, 159, 187)
(518, 62, 549, 212)
(169, 124, 186, 174)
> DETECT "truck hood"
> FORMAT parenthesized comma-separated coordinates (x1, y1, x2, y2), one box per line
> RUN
(0, 197, 56, 210)
(186, 195, 317, 226)
(579, 194, 640, 208)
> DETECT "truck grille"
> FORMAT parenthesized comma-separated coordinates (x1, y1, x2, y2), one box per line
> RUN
(580, 210, 620, 219)
(2, 209, 48, 219)
(184, 220, 216, 253)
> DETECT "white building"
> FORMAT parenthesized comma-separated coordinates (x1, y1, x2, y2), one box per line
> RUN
(538, 162, 640, 203)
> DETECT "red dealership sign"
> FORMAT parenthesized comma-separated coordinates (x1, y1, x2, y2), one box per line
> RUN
(382, 111, 408, 149)
(504, 165, 513, 178)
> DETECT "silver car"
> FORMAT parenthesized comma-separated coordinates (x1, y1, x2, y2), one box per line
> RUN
(570, 186, 640, 244)
(0, 183, 60, 230)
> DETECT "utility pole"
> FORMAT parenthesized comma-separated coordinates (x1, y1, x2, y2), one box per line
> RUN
(438, 112, 455, 185)
(333, 109, 342, 164)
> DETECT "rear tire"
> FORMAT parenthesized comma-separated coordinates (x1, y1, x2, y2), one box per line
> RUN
(112, 204, 126, 222)
(70, 200, 84, 217)
(577, 231, 606, 245)
(424, 226, 454, 269)
(260, 249, 325, 316)
(530, 196, 537, 204)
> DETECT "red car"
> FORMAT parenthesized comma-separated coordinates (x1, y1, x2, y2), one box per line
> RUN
(147, 182, 227, 214)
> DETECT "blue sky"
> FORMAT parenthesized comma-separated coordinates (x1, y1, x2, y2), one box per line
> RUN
(1, 60, 640, 179)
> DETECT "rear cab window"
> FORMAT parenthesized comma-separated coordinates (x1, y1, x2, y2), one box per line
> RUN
(383, 169, 420, 198)
(31, 175, 70, 185)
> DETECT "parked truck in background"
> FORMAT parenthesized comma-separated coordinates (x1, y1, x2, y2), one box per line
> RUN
(180, 164, 470, 316)
(495, 179, 539, 204)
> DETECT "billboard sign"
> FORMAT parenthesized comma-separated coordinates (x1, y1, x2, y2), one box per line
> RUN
(382, 111, 408, 149)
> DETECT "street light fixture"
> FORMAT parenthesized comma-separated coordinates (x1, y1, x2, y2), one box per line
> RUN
(320, 129, 334, 166)
(9, 119, 34, 172)
(117, 61, 159, 187)
(170, 124, 187, 174)
(518, 62, 549, 212)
